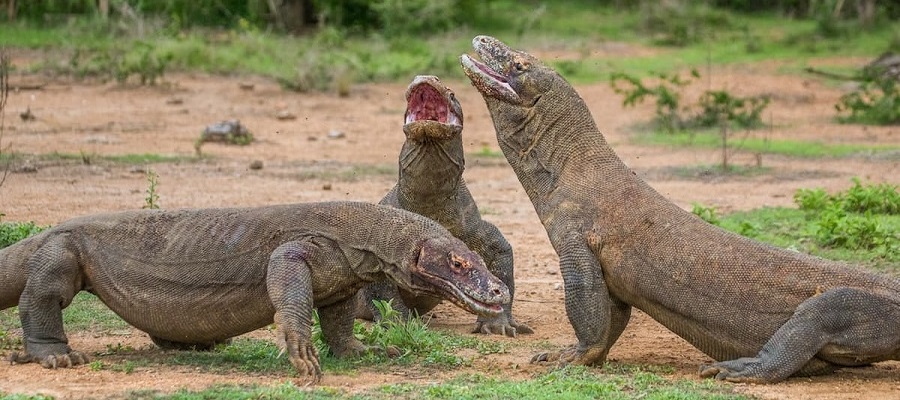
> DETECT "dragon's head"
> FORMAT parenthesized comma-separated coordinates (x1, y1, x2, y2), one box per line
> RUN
(460, 35, 563, 112)
(403, 75, 463, 142)
(392, 236, 509, 317)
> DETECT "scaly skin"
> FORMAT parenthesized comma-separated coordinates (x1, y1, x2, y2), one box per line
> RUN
(0, 201, 509, 383)
(460, 35, 900, 383)
(357, 75, 531, 337)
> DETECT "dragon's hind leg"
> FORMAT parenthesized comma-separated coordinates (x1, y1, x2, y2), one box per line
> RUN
(700, 287, 900, 383)
(12, 238, 90, 368)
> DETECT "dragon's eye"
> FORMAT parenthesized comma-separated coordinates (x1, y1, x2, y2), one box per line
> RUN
(514, 62, 527, 72)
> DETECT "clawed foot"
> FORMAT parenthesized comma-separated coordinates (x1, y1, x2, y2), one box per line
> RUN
(473, 315, 534, 338)
(330, 338, 401, 359)
(9, 350, 90, 368)
(275, 329, 322, 384)
(699, 358, 766, 383)
(283, 342, 322, 384)
(531, 344, 603, 366)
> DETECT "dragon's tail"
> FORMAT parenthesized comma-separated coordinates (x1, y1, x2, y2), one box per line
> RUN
(0, 232, 45, 310)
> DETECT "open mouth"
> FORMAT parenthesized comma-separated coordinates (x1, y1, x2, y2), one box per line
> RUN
(415, 271, 504, 317)
(459, 54, 520, 104)
(405, 82, 461, 127)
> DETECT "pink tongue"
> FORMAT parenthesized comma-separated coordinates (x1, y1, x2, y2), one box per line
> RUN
(408, 85, 447, 123)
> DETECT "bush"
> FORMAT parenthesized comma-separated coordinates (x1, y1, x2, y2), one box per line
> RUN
(792, 178, 899, 254)
(610, 70, 695, 132)
(794, 187, 831, 211)
(836, 76, 899, 125)
(691, 203, 720, 225)
(0, 221, 46, 249)
(815, 205, 892, 250)
(611, 69, 771, 132)
(695, 90, 771, 128)
(794, 178, 900, 214)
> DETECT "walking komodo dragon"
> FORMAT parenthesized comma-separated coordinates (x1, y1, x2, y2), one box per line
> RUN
(0, 201, 510, 382)
(357, 75, 531, 336)
(460, 35, 900, 383)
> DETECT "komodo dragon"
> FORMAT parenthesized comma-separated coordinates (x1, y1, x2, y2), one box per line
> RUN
(0, 201, 510, 382)
(356, 75, 531, 336)
(460, 35, 900, 383)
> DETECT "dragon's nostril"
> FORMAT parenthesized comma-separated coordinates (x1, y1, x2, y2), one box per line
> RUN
(491, 287, 502, 296)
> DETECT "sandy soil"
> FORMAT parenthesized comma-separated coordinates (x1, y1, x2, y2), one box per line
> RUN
(0, 54, 898, 399)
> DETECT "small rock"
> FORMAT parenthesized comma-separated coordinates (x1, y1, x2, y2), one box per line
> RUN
(16, 164, 38, 173)
(307, 136, 318, 141)
(553, 283, 563, 290)
(239, 82, 255, 91)
(275, 110, 296, 120)
(327, 130, 345, 139)
(129, 166, 147, 174)
(546, 268, 558, 275)
(322, 183, 333, 190)
(165, 97, 184, 105)
(249, 160, 263, 170)
(19, 107, 35, 122)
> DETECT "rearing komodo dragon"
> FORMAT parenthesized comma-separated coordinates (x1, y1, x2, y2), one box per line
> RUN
(357, 75, 531, 336)
(0, 201, 510, 382)
(460, 35, 900, 383)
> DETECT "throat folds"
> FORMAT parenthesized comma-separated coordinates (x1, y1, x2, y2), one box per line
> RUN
(397, 138, 465, 203)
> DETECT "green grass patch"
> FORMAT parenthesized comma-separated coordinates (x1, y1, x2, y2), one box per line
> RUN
(636, 130, 899, 158)
(51, 152, 194, 164)
(136, 366, 747, 400)
(1, 151, 197, 165)
(288, 163, 396, 182)
(0, 394, 55, 400)
(166, 302, 507, 376)
(123, 382, 348, 400)
(692, 179, 899, 272)
(2, 4, 898, 86)
(379, 367, 746, 400)
(718, 207, 897, 270)
(471, 146, 504, 159)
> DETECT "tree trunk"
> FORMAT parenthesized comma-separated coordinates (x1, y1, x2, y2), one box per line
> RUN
(6, 0, 15, 21)
(856, 0, 876, 25)
(267, 0, 313, 33)
(98, 0, 109, 19)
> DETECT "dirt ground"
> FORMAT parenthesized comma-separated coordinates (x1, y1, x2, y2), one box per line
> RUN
(0, 51, 898, 399)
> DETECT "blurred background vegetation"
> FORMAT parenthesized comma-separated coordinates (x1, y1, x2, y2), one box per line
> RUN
(0, 0, 897, 91)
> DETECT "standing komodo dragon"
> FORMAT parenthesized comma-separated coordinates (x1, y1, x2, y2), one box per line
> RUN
(357, 75, 531, 336)
(0, 201, 510, 382)
(460, 35, 900, 383)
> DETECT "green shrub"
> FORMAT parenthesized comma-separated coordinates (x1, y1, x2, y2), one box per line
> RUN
(794, 178, 900, 215)
(0, 221, 45, 249)
(794, 187, 832, 211)
(695, 90, 771, 129)
(611, 69, 771, 132)
(610, 70, 696, 132)
(836, 76, 899, 125)
(691, 203, 720, 225)
(815, 204, 892, 251)
(791, 179, 899, 255)
(842, 178, 900, 214)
